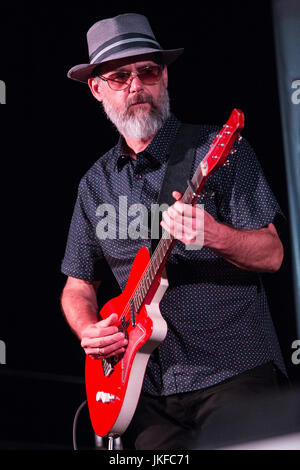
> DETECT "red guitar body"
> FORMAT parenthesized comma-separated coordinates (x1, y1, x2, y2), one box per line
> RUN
(85, 246, 168, 437)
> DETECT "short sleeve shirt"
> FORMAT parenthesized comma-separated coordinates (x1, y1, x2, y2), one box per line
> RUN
(61, 114, 286, 396)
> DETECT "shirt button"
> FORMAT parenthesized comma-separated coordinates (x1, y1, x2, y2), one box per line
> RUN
(136, 174, 142, 179)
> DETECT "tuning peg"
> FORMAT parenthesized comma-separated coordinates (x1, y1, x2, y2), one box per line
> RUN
(223, 160, 230, 166)
(237, 135, 243, 143)
(230, 148, 237, 154)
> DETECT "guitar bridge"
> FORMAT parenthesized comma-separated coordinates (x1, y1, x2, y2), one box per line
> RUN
(118, 315, 130, 339)
(102, 358, 115, 377)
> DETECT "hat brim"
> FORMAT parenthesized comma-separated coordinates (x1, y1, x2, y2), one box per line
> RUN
(67, 47, 184, 84)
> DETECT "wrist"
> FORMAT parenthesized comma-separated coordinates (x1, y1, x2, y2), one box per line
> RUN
(204, 215, 227, 250)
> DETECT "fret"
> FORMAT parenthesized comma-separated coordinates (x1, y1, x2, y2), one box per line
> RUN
(153, 253, 159, 271)
(142, 276, 149, 293)
(137, 285, 143, 304)
(139, 280, 144, 297)
(133, 296, 138, 313)
(138, 289, 142, 306)
(148, 264, 154, 285)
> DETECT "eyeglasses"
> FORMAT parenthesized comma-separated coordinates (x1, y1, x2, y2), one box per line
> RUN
(97, 65, 163, 91)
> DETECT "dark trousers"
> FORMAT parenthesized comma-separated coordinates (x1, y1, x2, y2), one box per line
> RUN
(122, 362, 289, 450)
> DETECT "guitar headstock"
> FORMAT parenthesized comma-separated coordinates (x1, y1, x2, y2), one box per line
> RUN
(200, 108, 244, 178)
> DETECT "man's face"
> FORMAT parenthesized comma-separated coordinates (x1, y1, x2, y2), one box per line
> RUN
(88, 56, 170, 141)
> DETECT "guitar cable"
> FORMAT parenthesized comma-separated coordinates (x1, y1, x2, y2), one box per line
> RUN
(72, 399, 87, 450)
(72, 399, 123, 450)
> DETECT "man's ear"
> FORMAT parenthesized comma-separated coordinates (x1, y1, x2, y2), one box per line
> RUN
(87, 77, 103, 102)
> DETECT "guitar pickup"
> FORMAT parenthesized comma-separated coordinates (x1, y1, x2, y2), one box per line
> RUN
(118, 315, 130, 339)
(130, 299, 136, 327)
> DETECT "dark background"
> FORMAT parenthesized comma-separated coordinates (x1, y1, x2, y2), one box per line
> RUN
(0, 0, 299, 450)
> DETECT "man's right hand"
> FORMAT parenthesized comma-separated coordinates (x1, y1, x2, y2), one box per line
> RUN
(80, 313, 128, 360)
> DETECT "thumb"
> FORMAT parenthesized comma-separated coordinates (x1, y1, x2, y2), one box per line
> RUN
(97, 313, 118, 327)
(172, 190, 182, 201)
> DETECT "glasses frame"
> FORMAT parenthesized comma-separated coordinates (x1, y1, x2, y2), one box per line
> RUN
(96, 64, 164, 91)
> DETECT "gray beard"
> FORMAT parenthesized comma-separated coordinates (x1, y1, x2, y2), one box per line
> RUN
(101, 85, 170, 141)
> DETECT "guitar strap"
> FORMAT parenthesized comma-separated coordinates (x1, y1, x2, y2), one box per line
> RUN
(151, 123, 202, 253)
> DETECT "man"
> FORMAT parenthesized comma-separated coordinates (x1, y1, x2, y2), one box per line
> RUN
(61, 13, 287, 449)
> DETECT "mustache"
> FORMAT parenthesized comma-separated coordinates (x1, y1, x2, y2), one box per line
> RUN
(126, 94, 155, 111)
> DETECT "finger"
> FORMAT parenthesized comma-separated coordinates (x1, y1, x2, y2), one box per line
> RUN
(161, 218, 187, 241)
(162, 214, 204, 245)
(162, 209, 172, 225)
(161, 211, 175, 236)
(101, 346, 127, 358)
(81, 332, 125, 349)
(98, 338, 128, 356)
(160, 219, 173, 236)
(172, 201, 195, 218)
(83, 325, 119, 339)
(85, 338, 128, 357)
(162, 208, 186, 236)
(89, 346, 127, 360)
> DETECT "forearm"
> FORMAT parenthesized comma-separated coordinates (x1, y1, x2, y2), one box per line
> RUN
(206, 220, 284, 273)
(61, 286, 100, 340)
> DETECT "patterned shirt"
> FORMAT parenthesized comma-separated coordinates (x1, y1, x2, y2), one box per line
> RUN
(61, 113, 286, 396)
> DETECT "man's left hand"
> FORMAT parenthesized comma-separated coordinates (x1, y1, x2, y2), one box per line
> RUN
(160, 190, 219, 248)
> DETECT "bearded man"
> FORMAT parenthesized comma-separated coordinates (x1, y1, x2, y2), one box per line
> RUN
(61, 13, 288, 450)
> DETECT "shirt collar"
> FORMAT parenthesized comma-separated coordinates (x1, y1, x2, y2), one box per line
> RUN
(108, 113, 181, 172)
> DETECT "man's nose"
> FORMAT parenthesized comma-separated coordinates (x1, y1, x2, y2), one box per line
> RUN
(128, 74, 144, 92)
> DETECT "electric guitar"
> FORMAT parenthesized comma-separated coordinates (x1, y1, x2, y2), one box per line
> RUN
(85, 108, 245, 438)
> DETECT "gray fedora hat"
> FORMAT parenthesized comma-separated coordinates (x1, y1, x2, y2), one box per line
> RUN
(67, 13, 184, 84)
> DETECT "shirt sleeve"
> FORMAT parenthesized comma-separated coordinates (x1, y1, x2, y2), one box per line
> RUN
(61, 178, 105, 281)
(217, 137, 286, 232)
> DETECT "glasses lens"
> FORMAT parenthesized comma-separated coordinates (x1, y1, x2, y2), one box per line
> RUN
(103, 65, 163, 90)
(137, 66, 162, 84)
(107, 71, 131, 90)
